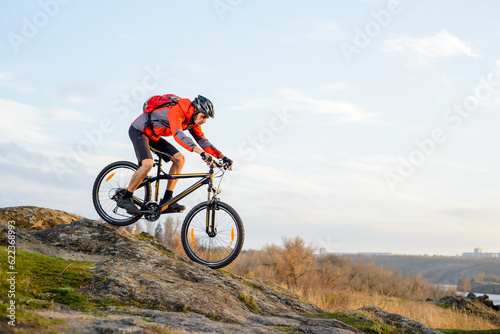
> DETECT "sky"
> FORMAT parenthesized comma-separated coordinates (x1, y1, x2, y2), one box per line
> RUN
(1, 0, 500, 256)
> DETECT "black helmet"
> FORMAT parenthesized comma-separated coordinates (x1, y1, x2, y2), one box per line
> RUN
(192, 95, 214, 118)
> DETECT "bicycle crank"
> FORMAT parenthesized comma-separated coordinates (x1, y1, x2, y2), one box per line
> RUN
(143, 202, 161, 222)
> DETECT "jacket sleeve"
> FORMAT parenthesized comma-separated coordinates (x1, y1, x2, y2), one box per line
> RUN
(189, 125, 222, 158)
(167, 107, 196, 151)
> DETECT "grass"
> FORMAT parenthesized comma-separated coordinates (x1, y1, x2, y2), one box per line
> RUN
(0, 247, 94, 310)
(303, 311, 398, 334)
(0, 247, 129, 330)
(0, 246, 207, 333)
(291, 286, 500, 332)
(238, 293, 260, 314)
(143, 323, 189, 334)
(216, 269, 266, 292)
(273, 325, 299, 333)
(135, 232, 156, 241)
(0, 302, 65, 326)
(0, 247, 96, 331)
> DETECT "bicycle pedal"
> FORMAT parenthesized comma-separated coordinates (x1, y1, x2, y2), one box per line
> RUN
(162, 207, 185, 214)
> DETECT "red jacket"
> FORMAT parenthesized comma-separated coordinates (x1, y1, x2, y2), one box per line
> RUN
(131, 98, 221, 158)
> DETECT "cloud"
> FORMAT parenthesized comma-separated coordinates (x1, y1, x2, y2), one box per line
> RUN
(0, 71, 13, 81)
(51, 80, 98, 104)
(0, 141, 97, 216)
(0, 71, 36, 93)
(320, 83, 349, 91)
(46, 108, 94, 123)
(381, 30, 480, 67)
(228, 88, 380, 124)
(0, 98, 94, 144)
(339, 159, 386, 172)
(429, 159, 489, 173)
(438, 205, 495, 223)
(298, 19, 348, 42)
(278, 88, 380, 123)
(64, 96, 89, 104)
(0, 98, 52, 144)
(227, 98, 273, 112)
(167, 60, 213, 75)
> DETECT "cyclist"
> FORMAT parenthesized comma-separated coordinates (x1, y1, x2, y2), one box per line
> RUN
(117, 95, 233, 215)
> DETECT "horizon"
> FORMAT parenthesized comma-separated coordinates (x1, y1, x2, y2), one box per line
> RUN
(2, 1, 500, 256)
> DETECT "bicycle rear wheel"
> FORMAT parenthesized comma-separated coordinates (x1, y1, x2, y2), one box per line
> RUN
(92, 161, 151, 226)
(181, 201, 244, 269)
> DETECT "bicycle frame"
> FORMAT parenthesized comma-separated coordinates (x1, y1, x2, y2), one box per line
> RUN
(133, 154, 221, 233)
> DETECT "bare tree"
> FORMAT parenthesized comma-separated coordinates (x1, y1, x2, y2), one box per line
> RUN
(274, 237, 316, 287)
(457, 278, 471, 295)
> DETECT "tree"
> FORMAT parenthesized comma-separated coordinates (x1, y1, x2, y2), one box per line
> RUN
(457, 278, 471, 295)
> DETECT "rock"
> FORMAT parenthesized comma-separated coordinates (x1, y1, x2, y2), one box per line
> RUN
(6, 206, 487, 333)
(458, 297, 475, 309)
(360, 306, 442, 334)
(467, 292, 478, 301)
(478, 294, 494, 308)
(1, 217, 360, 334)
(0, 206, 83, 229)
(438, 296, 458, 305)
(437, 295, 500, 326)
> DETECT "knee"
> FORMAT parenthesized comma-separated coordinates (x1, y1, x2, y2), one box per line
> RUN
(171, 153, 185, 166)
(140, 159, 154, 172)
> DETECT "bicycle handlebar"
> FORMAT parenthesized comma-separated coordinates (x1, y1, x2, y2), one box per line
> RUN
(211, 159, 231, 170)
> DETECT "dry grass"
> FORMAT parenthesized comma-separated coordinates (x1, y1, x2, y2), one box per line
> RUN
(151, 229, 499, 331)
(290, 286, 499, 331)
(227, 237, 499, 332)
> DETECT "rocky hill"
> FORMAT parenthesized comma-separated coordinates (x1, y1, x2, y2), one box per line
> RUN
(0, 206, 445, 333)
(0, 206, 83, 230)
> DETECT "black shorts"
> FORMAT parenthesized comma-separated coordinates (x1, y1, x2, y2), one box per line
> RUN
(128, 126, 179, 165)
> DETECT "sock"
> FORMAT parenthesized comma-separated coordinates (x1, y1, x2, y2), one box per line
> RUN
(164, 190, 173, 200)
(123, 190, 133, 200)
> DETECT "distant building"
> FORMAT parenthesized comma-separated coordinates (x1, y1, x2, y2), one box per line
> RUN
(318, 247, 327, 256)
(462, 248, 499, 258)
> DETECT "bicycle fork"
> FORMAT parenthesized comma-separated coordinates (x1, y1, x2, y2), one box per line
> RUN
(206, 186, 219, 237)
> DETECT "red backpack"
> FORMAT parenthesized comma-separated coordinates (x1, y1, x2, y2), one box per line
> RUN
(143, 94, 180, 113)
(143, 94, 180, 136)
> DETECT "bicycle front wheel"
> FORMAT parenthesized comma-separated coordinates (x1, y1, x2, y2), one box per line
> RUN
(181, 201, 244, 269)
(92, 161, 151, 226)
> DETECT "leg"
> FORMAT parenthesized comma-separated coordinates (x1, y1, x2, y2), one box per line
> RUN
(127, 126, 155, 192)
(127, 158, 154, 192)
(166, 152, 185, 191)
(117, 159, 152, 215)
(118, 126, 154, 215)
(149, 138, 185, 212)
(161, 153, 186, 211)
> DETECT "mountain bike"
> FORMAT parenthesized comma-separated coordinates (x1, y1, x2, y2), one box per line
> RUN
(92, 151, 244, 269)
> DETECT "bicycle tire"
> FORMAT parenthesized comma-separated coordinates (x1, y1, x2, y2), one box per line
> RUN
(92, 161, 151, 226)
(181, 201, 244, 269)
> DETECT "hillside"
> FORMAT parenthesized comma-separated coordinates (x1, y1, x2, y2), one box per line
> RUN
(347, 254, 500, 285)
(0, 206, 445, 334)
